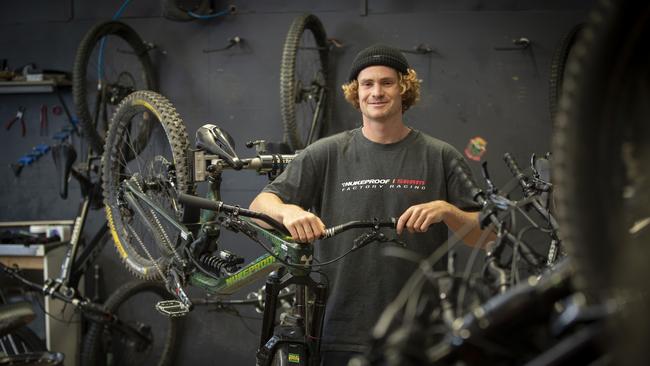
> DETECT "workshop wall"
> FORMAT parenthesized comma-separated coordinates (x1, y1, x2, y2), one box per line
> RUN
(0, 0, 593, 364)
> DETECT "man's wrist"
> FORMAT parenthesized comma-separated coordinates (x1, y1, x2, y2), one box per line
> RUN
(438, 201, 454, 224)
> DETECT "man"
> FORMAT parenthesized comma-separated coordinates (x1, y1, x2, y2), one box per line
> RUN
(250, 44, 486, 364)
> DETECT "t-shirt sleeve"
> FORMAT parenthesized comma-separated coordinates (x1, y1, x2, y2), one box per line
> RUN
(444, 146, 482, 212)
(262, 148, 321, 210)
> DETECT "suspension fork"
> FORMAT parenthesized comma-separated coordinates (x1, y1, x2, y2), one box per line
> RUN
(259, 269, 285, 348)
(309, 283, 327, 366)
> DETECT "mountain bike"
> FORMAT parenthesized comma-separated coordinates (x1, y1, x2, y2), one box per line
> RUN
(1, 139, 177, 366)
(101, 90, 402, 365)
(280, 13, 330, 152)
(73, 20, 157, 155)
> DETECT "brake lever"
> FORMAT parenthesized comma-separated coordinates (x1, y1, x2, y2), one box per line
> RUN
(353, 231, 379, 249)
(353, 231, 406, 249)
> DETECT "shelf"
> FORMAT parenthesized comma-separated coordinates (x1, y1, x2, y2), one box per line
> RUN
(0, 80, 71, 94)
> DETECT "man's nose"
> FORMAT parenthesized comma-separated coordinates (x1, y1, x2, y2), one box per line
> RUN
(371, 84, 384, 98)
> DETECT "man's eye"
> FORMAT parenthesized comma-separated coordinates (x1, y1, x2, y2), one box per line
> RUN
(382, 80, 395, 86)
(362, 82, 373, 87)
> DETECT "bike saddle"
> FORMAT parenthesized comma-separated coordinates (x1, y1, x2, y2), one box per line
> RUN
(51, 143, 77, 199)
(0, 302, 35, 337)
(196, 124, 243, 169)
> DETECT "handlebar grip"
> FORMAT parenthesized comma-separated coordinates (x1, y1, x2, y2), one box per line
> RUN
(178, 193, 223, 212)
(322, 224, 345, 239)
(450, 158, 485, 205)
(503, 152, 528, 187)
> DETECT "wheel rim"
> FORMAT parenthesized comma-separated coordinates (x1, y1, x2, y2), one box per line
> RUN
(104, 97, 188, 279)
(74, 22, 155, 155)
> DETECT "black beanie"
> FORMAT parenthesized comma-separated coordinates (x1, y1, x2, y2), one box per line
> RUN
(348, 44, 409, 81)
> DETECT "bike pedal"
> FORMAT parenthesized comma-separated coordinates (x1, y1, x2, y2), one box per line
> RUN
(155, 300, 190, 317)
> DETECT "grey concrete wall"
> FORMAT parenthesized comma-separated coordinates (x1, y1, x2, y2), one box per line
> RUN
(0, 0, 593, 364)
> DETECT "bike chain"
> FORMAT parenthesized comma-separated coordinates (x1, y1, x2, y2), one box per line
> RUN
(127, 222, 167, 280)
(132, 176, 185, 266)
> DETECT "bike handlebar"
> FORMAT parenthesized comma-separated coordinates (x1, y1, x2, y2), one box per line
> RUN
(450, 159, 543, 267)
(177, 193, 397, 241)
(503, 152, 528, 190)
(178, 193, 290, 236)
(450, 159, 485, 205)
(323, 218, 397, 239)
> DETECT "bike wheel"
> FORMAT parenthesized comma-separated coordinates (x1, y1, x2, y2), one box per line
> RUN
(548, 23, 583, 123)
(552, 0, 650, 363)
(73, 20, 157, 155)
(280, 14, 329, 152)
(102, 90, 194, 280)
(81, 280, 179, 366)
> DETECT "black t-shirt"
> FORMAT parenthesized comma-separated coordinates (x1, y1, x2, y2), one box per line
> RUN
(263, 128, 479, 352)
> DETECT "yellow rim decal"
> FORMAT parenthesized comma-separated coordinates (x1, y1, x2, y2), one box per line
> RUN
(105, 205, 128, 259)
(133, 99, 162, 122)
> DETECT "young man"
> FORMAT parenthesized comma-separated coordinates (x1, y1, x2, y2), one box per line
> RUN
(250, 44, 485, 364)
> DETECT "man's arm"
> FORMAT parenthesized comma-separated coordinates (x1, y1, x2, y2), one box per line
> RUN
(396, 200, 494, 247)
(249, 192, 325, 243)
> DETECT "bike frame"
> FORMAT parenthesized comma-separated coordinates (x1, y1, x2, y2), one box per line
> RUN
(122, 169, 327, 365)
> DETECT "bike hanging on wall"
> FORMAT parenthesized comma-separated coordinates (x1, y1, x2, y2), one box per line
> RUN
(72, 20, 157, 155)
(280, 14, 330, 152)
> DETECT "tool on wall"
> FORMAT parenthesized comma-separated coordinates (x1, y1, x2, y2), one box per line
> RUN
(11, 144, 51, 177)
(5, 106, 26, 137)
(40, 104, 48, 136)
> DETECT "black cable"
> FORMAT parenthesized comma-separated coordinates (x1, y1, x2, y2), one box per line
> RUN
(33, 291, 80, 324)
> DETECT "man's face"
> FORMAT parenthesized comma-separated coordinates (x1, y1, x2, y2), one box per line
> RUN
(357, 66, 402, 122)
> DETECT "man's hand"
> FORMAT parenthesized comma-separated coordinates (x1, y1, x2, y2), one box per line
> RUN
(397, 200, 452, 235)
(281, 205, 326, 243)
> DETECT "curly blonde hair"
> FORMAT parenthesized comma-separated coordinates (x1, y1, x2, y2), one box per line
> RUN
(341, 68, 421, 112)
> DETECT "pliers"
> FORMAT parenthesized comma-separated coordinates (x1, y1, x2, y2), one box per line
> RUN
(5, 106, 26, 137)
(40, 104, 48, 136)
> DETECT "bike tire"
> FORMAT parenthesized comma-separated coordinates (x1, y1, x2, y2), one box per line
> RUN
(280, 14, 329, 152)
(80, 280, 179, 366)
(73, 20, 157, 155)
(548, 23, 583, 123)
(552, 0, 650, 363)
(102, 90, 194, 280)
